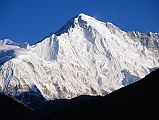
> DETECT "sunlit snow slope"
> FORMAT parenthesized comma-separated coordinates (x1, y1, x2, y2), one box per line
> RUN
(0, 13, 159, 107)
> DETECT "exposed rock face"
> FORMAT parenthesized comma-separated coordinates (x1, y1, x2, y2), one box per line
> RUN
(0, 13, 159, 108)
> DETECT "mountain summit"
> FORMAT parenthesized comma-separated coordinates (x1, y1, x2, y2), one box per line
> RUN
(55, 13, 121, 36)
(0, 13, 159, 108)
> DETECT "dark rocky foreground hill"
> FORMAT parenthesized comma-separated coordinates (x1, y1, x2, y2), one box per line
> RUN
(0, 93, 36, 120)
(0, 68, 159, 120)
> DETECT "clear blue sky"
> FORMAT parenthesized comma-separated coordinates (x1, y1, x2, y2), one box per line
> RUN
(0, 0, 159, 45)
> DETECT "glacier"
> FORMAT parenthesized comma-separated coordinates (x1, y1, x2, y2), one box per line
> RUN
(0, 13, 159, 107)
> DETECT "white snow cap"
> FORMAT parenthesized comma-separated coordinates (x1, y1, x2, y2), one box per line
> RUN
(78, 13, 96, 20)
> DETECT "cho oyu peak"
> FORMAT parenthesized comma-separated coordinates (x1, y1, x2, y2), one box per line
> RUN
(0, 13, 159, 108)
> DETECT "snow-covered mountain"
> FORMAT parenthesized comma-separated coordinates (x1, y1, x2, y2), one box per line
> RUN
(0, 13, 159, 107)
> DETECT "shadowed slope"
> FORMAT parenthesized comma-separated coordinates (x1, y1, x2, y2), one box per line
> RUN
(43, 69, 159, 120)
(0, 93, 36, 120)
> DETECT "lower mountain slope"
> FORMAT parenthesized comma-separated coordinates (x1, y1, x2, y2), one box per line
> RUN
(43, 68, 159, 120)
(0, 68, 158, 120)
